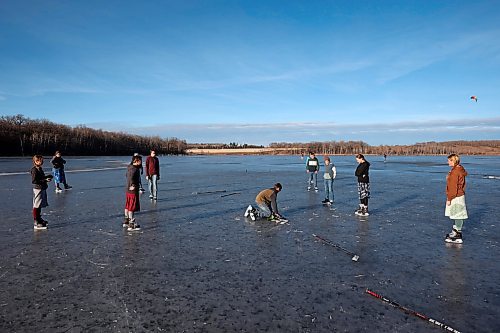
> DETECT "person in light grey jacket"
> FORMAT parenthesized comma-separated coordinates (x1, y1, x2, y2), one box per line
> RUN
(322, 156, 336, 204)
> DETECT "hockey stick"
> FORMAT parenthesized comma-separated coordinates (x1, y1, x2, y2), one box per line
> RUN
(220, 192, 241, 197)
(312, 234, 359, 261)
(365, 289, 461, 333)
(194, 190, 227, 195)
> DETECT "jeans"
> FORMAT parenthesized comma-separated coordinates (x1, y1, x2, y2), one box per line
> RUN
(256, 202, 272, 218)
(148, 174, 158, 198)
(324, 179, 334, 201)
(307, 172, 318, 188)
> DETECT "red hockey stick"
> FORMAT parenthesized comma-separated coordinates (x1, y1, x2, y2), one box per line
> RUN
(365, 289, 461, 333)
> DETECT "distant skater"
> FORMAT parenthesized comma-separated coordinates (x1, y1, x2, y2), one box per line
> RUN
(384, 153, 387, 162)
(145, 149, 160, 200)
(51, 151, 72, 193)
(354, 154, 370, 216)
(322, 156, 337, 205)
(31, 155, 53, 230)
(245, 183, 286, 223)
(306, 152, 320, 192)
(124, 155, 142, 231)
(444, 154, 468, 244)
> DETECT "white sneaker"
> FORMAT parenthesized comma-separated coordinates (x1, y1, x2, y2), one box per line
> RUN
(249, 212, 256, 221)
(244, 205, 253, 217)
(55, 188, 63, 193)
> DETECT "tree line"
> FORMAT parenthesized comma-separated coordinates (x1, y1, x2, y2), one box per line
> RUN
(0, 115, 187, 156)
(269, 140, 500, 155)
(187, 142, 264, 149)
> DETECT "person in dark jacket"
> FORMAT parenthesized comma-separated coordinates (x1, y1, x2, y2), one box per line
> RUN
(145, 149, 160, 200)
(132, 153, 146, 193)
(124, 155, 142, 231)
(354, 154, 370, 216)
(305, 152, 320, 192)
(51, 151, 72, 192)
(31, 155, 53, 229)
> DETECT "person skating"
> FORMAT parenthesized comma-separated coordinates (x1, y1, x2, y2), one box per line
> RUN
(444, 154, 468, 244)
(31, 155, 53, 230)
(354, 154, 370, 216)
(51, 151, 72, 193)
(124, 155, 142, 231)
(322, 156, 336, 205)
(245, 183, 286, 223)
(133, 153, 146, 193)
(145, 149, 160, 200)
(306, 152, 320, 192)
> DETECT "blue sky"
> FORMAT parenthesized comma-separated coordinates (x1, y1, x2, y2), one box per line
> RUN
(1, 0, 499, 145)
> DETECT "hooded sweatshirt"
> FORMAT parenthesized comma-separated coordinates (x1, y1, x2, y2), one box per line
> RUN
(446, 164, 467, 201)
(255, 188, 279, 214)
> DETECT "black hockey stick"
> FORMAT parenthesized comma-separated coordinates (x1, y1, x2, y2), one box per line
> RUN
(312, 234, 359, 261)
(194, 190, 227, 195)
(365, 289, 461, 333)
(220, 192, 241, 197)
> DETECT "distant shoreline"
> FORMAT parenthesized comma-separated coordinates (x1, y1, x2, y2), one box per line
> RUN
(185, 148, 500, 156)
(186, 147, 293, 155)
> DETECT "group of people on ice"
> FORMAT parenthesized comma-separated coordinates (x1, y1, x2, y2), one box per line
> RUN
(244, 151, 468, 244)
(244, 152, 371, 223)
(30, 149, 161, 232)
(119, 150, 161, 231)
(30, 150, 468, 243)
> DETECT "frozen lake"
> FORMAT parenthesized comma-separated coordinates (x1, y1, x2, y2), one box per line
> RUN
(1, 155, 499, 332)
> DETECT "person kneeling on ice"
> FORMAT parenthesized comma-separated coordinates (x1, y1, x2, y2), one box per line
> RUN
(245, 183, 286, 222)
(444, 153, 468, 244)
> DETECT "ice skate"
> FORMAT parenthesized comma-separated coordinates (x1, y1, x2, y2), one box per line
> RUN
(123, 217, 130, 228)
(33, 221, 47, 230)
(354, 204, 363, 215)
(244, 205, 253, 217)
(128, 221, 141, 231)
(445, 228, 463, 244)
(277, 216, 289, 224)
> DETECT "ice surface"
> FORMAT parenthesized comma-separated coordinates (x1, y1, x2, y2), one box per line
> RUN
(0, 155, 499, 332)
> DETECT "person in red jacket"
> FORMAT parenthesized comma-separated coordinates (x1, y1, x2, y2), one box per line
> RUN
(444, 154, 468, 244)
(145, 149, 160, 200)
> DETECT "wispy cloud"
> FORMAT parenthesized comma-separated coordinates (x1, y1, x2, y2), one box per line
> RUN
(374, 29, 500, 84)
(87, 117, 500, 146)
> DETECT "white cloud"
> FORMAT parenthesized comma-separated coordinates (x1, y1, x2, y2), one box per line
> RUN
(87, 117, 500, 146)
